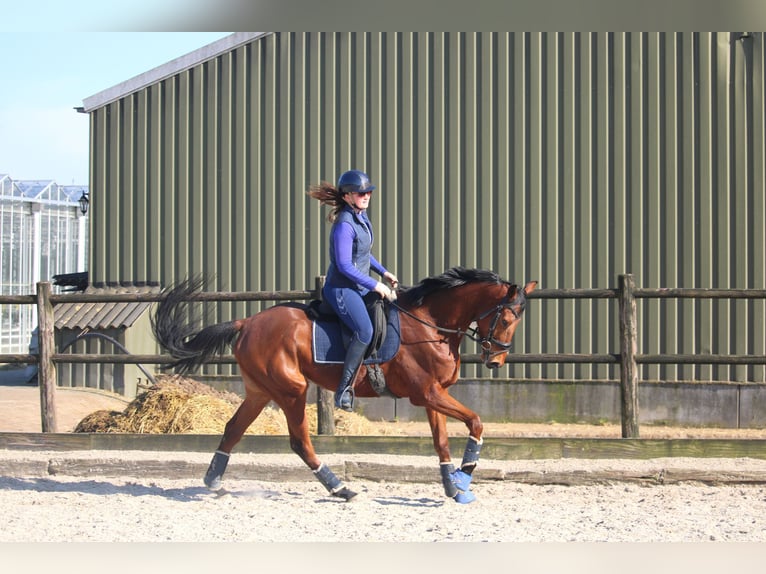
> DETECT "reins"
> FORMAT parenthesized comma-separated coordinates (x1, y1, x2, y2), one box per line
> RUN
(390, 300, 475, 340)
(389, 283, 525, 355)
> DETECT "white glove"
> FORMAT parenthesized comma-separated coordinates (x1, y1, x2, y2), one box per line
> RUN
(374, 281, 397, 302)
(383, 271, 399, 289)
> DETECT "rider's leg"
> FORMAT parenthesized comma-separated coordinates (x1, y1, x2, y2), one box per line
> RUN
(324, 287, 374, 411)
(335, 334, 369, 411)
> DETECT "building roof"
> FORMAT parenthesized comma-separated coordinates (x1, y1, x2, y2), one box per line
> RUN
(55, 284, 160, 330)
(0, 175, 87, 206)
(81, 32, 269, 113)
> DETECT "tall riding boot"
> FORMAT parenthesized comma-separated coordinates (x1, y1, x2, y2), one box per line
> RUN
(334, 336, 369, 411)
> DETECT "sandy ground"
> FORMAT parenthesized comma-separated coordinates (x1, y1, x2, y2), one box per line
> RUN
(1, 453, 766, 542)
(0, 384, 130, 433)
(2, 383, 766, 543)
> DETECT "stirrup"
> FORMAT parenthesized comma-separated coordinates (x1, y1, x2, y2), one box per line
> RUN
(334, 385, 354, 411)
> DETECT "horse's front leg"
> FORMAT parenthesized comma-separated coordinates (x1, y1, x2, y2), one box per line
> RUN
(424, 390, 484, 504)
(426, 408, 462, 501)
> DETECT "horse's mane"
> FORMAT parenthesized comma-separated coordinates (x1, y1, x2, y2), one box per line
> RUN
(398, 267, 505, 307)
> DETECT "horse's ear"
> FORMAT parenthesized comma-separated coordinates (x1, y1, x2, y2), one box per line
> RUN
(523, 281, 538, 295)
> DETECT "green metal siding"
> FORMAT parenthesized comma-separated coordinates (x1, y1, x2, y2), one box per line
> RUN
(87, 32, 766, 383)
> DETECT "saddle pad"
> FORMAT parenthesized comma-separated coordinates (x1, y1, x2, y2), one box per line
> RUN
(312, 305, 401, 364)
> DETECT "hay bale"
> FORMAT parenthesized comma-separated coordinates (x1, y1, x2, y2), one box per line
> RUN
(249, 406, 288, 435)
(153, 374, 241, 406)
(334, 409, 377, 435)
(73, 410, 128, 433)
(73, 378, 236, 434)
(117, 383, 234, 434)
(73, 375, 387, 436)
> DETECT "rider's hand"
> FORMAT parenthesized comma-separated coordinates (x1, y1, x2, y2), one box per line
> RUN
(383, 271, 399, 289)
(374, 281, 397, 302)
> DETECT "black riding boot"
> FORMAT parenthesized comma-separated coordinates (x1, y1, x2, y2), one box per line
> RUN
(334, 336, 369, 411)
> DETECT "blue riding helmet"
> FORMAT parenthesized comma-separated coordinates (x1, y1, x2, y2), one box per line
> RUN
(337, 169, 376, 194)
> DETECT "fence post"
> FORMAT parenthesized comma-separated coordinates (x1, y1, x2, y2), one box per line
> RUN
(36, 281, 58, 433)
(618, 274, 639, 438)
(314, 276, 336, 436)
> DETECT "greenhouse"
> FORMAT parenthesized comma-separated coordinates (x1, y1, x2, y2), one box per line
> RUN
(0, 174, 88, 354)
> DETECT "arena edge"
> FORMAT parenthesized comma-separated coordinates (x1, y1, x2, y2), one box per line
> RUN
(355, 379, 766, 429)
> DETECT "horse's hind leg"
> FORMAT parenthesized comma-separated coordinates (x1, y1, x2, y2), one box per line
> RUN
(204, 384, 271, 490)
(279, 391, 358, 502)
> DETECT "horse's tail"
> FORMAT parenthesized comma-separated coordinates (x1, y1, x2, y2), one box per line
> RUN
(151, 276, 241, 375)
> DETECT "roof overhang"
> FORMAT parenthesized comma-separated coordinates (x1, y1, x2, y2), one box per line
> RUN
(81, 32, 270, 113)
(55, 285, 161, 330)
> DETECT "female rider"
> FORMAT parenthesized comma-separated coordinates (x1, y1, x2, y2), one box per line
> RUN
(308, 169, 398, 411)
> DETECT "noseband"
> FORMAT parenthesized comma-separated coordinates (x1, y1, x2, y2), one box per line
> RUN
(472, 286, 526, 362)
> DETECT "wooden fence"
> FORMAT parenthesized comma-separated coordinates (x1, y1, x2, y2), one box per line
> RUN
(1, 274, 765, 436)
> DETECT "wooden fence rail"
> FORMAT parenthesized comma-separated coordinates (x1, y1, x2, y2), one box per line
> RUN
(2, 274, 766, 436)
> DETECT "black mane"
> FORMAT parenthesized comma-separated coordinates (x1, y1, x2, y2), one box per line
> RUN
(399, 267, 505, 307)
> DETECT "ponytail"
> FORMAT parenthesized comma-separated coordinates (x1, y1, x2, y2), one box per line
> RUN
(307, 181, 346, 222)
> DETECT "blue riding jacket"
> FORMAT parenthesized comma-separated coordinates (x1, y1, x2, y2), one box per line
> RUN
(325, 205, 387, 294)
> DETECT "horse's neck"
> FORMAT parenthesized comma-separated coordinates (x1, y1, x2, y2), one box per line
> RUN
(423, 283, 504, 329)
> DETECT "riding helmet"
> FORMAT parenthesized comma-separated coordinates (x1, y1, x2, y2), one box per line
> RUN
(337, 169, 376, 194)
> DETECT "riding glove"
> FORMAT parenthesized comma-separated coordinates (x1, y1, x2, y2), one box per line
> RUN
(374, 282, 397, 302)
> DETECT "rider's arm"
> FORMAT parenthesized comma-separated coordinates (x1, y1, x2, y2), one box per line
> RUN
(369, 254, 388, 277)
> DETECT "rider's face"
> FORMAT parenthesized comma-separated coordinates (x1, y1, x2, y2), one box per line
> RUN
(345, 190, 372, 210)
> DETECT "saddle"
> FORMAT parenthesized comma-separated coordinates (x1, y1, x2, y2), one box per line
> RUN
(306, 294, 400, 398)
(306, 292, 387, 359)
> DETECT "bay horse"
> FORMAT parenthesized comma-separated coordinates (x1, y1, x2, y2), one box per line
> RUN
(151, 267, 536, 503)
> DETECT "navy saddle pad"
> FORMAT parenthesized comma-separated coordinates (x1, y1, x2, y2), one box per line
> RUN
(311, 303, 401, 365)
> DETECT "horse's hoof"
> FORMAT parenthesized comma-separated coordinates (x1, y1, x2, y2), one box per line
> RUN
(453, 490, 476, 504)
(332, 487, 359, 502)
(204, 476, 222, 490)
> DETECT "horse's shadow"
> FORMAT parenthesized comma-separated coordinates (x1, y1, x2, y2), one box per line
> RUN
(312, 492, 444, 508)
(371, 496, 444, 508)
(0, 476, 275, 502)
(1, 477, 443, 507)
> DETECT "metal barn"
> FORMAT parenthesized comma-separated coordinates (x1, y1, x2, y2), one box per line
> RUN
(79, 33, 766, 423)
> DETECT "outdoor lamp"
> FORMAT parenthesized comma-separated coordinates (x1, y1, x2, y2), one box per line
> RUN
(78, 190, 89, 216)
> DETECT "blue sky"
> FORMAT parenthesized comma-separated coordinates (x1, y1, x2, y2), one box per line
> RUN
(0, 32, 231, 185)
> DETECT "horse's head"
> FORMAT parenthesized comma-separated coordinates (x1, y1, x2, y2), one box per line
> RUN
(397, 268, 537, 368)
(474, 280, 537, 369)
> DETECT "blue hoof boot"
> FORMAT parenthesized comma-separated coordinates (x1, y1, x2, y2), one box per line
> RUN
(451, 469, 473, 492)
(454, 490, 477, 504)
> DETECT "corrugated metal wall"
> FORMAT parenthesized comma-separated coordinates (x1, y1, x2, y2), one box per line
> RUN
(88, 32, 766, 383)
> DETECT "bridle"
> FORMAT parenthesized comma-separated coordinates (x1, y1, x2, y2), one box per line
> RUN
(390, 283, 527, 363)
